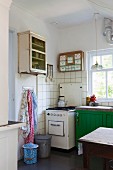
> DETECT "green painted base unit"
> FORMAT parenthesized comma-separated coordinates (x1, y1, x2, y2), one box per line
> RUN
(75, 109, 113, 146)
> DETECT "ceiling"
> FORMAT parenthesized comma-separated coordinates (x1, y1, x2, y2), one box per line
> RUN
(12, 0, 113, 28)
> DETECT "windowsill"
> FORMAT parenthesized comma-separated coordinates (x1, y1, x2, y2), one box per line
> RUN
(97, 99, 113, 103)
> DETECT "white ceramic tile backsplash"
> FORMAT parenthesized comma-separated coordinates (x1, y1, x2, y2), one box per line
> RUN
(76, 71, 82, 78)
(64, 78, 70, 83)
(70, 72, 76, 78)
(76, 77, 82, 83)
(70, 79, 76, 83)
(37, 70, 113, 134)
(82, 77, 87, 85)
(82, 71, 87, 78)
(37, 71, 113, 134)
(64, 72, 71, 78)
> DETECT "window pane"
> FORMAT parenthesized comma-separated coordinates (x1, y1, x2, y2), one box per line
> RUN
(102, 55, 112, 68)
(93, 56, 100, 64)
(92, 72, 106, 98)
(108, 71, 113, 98)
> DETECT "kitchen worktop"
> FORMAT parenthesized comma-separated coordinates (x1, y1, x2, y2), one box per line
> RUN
(76, 106, 113, 112)
(0, 121, 26, 132)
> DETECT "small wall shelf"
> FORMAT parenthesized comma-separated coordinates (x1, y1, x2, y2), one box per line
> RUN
(58, 50, 84, 72)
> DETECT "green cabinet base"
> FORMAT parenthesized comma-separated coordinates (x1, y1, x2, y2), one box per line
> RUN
(76, 109, 113, 146)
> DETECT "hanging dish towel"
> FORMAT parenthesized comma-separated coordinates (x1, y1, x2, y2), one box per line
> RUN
(32, 91, 38, 133)
(25, 90, 34, 143)
(19, 91, 30, 138)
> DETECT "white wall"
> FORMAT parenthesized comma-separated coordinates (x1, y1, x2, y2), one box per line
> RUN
(9, 4, 60, 120)
(58, 18, 112, 69)
(58, 18, 113, 106)
(9, 4, 60, 159)
(10, 4, 59, 71)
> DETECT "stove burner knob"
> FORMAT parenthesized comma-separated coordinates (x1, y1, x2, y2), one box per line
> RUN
(60, 114, 62, 117)
(47, 113, 50, 116)
(57, 114, 59, 116)
(54, 113, 56, 116)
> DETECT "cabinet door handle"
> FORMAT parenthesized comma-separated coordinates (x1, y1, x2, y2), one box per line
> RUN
(76, 112, 79, 124)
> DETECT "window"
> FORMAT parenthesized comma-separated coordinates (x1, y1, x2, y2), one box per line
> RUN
(88, 49, 113, 101)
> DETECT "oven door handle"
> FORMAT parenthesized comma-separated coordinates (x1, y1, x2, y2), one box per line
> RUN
(50, 124, 60, 126)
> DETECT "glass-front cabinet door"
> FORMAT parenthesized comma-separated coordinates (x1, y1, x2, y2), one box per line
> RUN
(18, 30, 46, 75)
(30, 35, 46, 73)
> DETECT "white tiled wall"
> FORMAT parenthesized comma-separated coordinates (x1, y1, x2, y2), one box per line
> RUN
(37, 70, 88, 134)
(37, 70, 113, 133)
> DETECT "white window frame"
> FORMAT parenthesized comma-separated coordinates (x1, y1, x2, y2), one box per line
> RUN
(88, 48, 113, 102)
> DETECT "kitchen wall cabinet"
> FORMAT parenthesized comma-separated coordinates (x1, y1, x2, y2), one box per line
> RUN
(18, 30, 46, 75)
(75, 109, 113, 146)
(58, 51, 84, 72)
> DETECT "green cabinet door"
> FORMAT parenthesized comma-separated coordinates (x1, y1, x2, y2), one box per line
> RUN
(105, 112, 113, 128)
(76, 110, 104, 146)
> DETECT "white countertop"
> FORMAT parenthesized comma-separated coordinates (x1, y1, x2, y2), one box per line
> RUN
(79, 127, 113, 146)
(0, 121, 26, 132)
(76, 106, 113, 111)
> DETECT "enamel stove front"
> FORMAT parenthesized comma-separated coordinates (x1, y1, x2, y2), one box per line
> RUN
(46, 107, 75, 150)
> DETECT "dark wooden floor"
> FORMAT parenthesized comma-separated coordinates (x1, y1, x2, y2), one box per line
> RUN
(18, 149, 104, 170)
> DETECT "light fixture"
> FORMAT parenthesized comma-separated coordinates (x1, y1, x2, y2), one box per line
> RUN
(91, 13, 103, 70)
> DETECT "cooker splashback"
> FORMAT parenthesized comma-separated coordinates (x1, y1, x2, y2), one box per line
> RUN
(60, 83, 82, 106)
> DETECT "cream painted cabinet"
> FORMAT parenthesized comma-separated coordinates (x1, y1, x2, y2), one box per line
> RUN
(18, 31, 46, 75)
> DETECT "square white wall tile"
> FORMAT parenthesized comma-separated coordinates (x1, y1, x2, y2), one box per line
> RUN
(42, 99, 46, 107)
(46, 92, 51, 99)
(38, 91, 43, 100)
(82, 91, 87, 99)
(82, 84, 87, 92)
(70, 79, 76, 83)
(56, 72, 65, 79)
(37, 75, 43, 85)
(82, 71, 87, 78)
(53, 99, 58, 106)
(76, 71, 82, 78)
(64, 79, 70, 83)
(49, 84, 54, 91)
(46, 85, 50, 92)
(82, 99, 86, 106)
(43, 92, 46, 99)
(82, 77, 87, 85)
(52, 78, 56, 84)
(70, 72, 76, 78)
(38, 85, 43, 92)
(56, 78, 65, 84)
(64, 72, 71, 79)
(54, 72, 60, 79)
(46, 99, 51, 106)
(53, 91, 59, 99)
(38, 106, 43, 115)
(38, 100, 43, 107)
(50, 92, 54, 98)
(43, 85, 46, 92)
(50, 98, 54, 106)
(75, 77, 82, 83)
